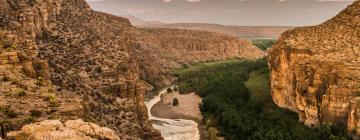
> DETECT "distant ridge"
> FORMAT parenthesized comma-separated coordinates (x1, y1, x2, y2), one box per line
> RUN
(124, 15, 294, 39)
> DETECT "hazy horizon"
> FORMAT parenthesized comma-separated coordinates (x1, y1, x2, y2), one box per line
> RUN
(86, 0, 354, 26)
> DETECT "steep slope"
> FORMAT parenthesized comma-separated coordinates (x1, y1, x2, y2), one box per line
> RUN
(123, 15, 292, 39)
(0, 0, 265, 139)
(140, 23, 293, 39)
(134, 28, 266, 87)
(0, 0, 161, 139)
(268, 0, 360, 137)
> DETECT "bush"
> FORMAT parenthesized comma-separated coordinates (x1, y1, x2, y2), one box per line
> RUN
(46, 95, 58, 107)
(36, 77, 46, 86)
(95, 66, 102, 73)
(5, 110, 17, 118)
(30, 110, 42, 117)
(1, 76, 10, 82)
(10, 78, 19, 85)
(167, 88, 173, 93)
(17, 89, 26, 97)
(172, 98, 179, 106)
(252, 39, 275, 51)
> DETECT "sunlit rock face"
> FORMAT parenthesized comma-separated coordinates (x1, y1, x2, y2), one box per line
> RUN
(0, 0, 265, 139)
(268, 0, 360, 137)
(7, 119, 120, 140)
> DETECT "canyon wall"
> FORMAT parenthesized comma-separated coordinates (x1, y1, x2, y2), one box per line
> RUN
(268, 1, 360, 137)
(0, 0, 265, 139)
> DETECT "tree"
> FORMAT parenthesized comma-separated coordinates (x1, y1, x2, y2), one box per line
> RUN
(167, 88, 173, 93)
(173, 98, 179, 106)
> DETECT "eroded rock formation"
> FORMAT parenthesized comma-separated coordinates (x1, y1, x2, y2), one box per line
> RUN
(7, 119, 120, 140)
(268, 1, 360, 137)
(0, 0, 265, 139)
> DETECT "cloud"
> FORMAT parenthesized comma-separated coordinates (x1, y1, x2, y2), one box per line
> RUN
(86, 0, 106, 2)
(163, 0, 202, 3)
(317, 0, 355, 1)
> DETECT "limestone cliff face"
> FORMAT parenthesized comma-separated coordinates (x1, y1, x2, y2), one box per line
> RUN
(268, 0, 360, 137)
(0, 0, 265, 139)
(134, 28, 266, 87)
(7, 119, 120, 140)
(0, 0, 162, 139)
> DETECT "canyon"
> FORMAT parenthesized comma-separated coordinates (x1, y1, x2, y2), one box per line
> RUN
(2, 0, 359, 139)
(268, 0, 360, 138)
(0, 0, 264, 139)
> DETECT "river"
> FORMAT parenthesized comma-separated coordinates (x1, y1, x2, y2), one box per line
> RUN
(144, 87, 200, 140)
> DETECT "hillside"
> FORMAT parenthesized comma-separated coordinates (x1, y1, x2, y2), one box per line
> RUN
(0, 0, 265, 139)
(126, 16, 293, 39)
(268, 0, 360, 138)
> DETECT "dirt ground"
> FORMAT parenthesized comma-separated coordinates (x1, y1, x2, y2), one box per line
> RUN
(151, 92, 202, 121)
(150, 91, 207, 139)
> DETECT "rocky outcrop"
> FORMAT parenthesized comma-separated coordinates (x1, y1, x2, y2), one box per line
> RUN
(268, 0, 360, 137)
(0, 28, 83, 139)
(0, 0, 265, 139)
(133, 28, 266, 87)
(7, 119, 119, 140)
(0, 0, 163, 139)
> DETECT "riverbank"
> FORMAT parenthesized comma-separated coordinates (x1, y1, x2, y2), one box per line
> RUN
(150, 91, 207, 140)
(151, 92, 202, 121)
(144, 88, 201, 140)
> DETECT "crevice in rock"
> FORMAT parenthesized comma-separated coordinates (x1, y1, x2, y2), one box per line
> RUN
(0, 124, 5, 139)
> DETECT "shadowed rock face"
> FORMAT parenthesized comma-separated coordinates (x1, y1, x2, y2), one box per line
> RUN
(268, 0, 360, 137)
(0, 0, 265, 139)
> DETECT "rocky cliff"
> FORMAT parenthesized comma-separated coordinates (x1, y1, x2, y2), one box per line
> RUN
(0, 0, 265, 139)
(7, 119, 120, 140)
(135, 28, 265, 87)
(268, 0, 360, 137)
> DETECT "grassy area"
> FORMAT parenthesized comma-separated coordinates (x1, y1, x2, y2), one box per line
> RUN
(173, 59, 244, 81)
(252, 39, 276, 51)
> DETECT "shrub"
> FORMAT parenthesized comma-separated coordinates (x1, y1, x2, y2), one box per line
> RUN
(167, 88, 173, 93)
(95, 66, 102, 73)
(5, 110, 17, 118)
(1, 76, 10, 82)
(36, 77, 46, 86)
(17, 89, 26, 97)
(4, 44, 17, 52)
(47, 95, 58, 106)
(172, 98, 179, 106)
(10, 78, 20, 85)
(30, 110, 42, 117)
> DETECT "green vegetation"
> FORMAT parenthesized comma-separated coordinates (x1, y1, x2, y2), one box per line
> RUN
(36, 77, 46, 87)
(46, 95, 58, 107)
(175, 58, 351, 140)
(4, 44, 17, 52)
(173, 98, 179, 106)
(10, 78, 20, 85)
(252, 39, 275, 51)
(1, 107, 18, 119)
(16, 89, 27, 97)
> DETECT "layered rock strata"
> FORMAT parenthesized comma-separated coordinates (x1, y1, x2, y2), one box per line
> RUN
(268, 1, 360, 137)
(7, 119, 120, 140)
(0, 0, 265, 139)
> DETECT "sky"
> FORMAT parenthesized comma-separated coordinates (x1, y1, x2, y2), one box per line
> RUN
(86, 0, 355, 26)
